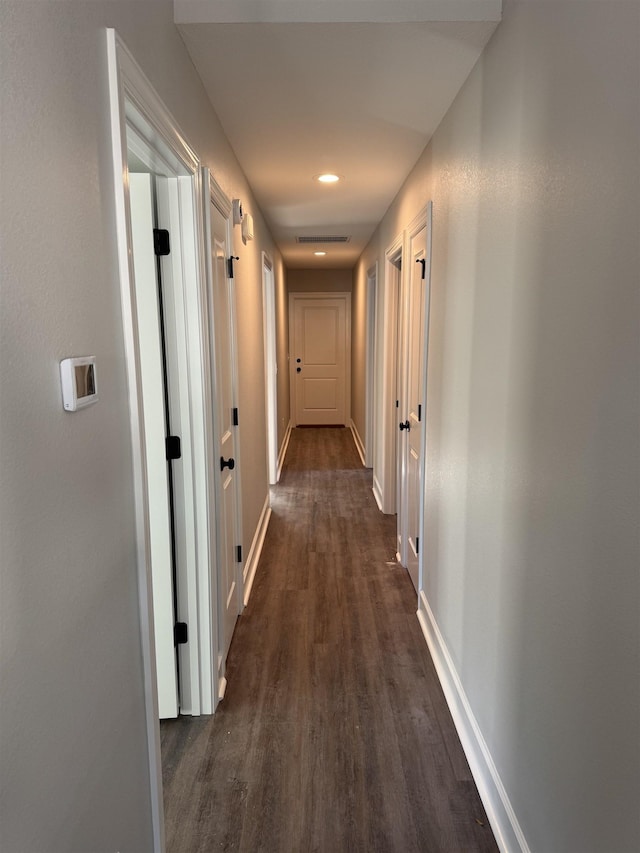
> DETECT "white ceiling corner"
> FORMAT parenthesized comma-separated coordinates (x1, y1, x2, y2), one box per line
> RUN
(175, 1, 501, 268)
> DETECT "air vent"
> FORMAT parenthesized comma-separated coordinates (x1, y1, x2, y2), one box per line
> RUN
(296, 235, 351, 244)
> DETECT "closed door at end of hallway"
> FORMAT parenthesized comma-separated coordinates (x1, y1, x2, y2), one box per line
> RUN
(290, 294, 350, 426)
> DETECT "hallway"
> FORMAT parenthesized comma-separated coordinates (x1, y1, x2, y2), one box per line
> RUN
(161, 428, 497, 852)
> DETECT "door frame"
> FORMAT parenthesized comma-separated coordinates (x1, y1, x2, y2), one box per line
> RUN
(416, 202, 433, 594)
(288, 291, 352, 427)
(391, 204, 433, 590)
(365, 264, 378, 468)
(202, 169, 244, 695)
(262, 252, 279, 484)
(374, 236, 403, 514)
(401, 207, 431, 590)
(107, 29, 220, 850)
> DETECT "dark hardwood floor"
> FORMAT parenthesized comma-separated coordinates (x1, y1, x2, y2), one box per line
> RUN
(161, 427, 498, 853)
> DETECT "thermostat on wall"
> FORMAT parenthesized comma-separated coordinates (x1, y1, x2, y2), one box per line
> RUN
(60, 356, 98, 411)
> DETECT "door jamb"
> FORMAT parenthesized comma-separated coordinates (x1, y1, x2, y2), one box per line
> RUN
(377, 236, 403, 515)
(365, 264, 377, 468)
(415, 202, 433, 594)
(262, 253, 278, 484)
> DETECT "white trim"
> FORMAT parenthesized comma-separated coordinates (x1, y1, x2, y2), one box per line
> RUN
(417, 202, 433, 596)
(242, 495, 272, 606)
(417, 591, 530, 853)
(277, 420, 293, 480)
(262, 253, 279, 485)
(218, 676, 228, 701)
(350, 419, 366, 466)
(107, 28, 168, 853)
(109, 30, 218, 719)
(372, 475, 384, 512)
(377, 235, 403, 515)
(365, 263, 378, 469)
(402, 203, 430, 592)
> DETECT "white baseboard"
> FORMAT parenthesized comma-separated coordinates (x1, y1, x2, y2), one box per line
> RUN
(243, 495, 272, 607)
(417, 591, 530, 853)
(372, 475, 383, 511)
(350, 419, 366, 466)
(218, 676, 227, 702)
(277, 421, 292, 481)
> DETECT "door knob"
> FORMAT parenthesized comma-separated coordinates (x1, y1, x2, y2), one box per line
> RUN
(399, 420, 410, 432)
(220, 456, 235, 471)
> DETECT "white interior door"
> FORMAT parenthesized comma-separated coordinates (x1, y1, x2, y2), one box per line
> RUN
(404, 221, 428, 592)
(291, 294, 349, 426)
(206, 187, 242, 675)
(129, 174, 178, 719)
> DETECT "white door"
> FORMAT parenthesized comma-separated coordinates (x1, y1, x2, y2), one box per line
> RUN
(205, 184, 242, 673)
(290, 294, 350, 426)
(403, 220, 428, 591)
(129, 174, 178, 718)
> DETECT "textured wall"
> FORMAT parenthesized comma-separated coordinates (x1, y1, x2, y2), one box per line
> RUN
(355, 1, 640, 850)
(0, 1, 283, 849)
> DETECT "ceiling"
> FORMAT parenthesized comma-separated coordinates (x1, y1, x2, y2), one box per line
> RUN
(175, 1, 501, 268)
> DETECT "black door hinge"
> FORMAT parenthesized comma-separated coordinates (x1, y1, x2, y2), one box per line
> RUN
(227, 255, 239, 278)
(416, 536, 420, 555)
(236, 545, 242, 563)
(395, 399, 399, 409)
(418, 404, 422, 422)
(416, 257, 426, 280)
(174, 622, 188, 646)
(232, 407, 239, 426)
(165, 435, 181, 460)
(154, 228, 170, 256)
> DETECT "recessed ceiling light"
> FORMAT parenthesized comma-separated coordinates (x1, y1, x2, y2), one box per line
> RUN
(314, 173, 341, 184)
(314, 251, 327, 256)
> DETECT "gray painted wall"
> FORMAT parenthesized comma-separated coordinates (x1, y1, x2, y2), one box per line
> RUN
(0, 1, 284, 849)
(287, 268, 353, 293)
(356, 1, 640, 850)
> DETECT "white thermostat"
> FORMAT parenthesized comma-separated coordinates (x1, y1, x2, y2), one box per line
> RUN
(60, 356, 98, 411)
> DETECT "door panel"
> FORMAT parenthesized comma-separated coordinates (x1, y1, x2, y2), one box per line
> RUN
(292, 296, 349, 425)
(129, 173, 179, 719)
(207, 196, 241, 669)
(405, 223, 428, 592)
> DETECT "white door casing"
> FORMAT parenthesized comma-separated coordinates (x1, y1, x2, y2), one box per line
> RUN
(396, 204, 432, 594)
(262, 254, 279, 485)
(203, 172, 243, 686)
(404, 216, 428, 592)
(108, 28, 223, 850)
(290, 292, 351, 426)
(365, 265, 377, 468)
(375, 236, 403, 516)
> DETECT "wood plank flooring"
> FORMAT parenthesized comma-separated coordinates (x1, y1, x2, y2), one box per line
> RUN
(161, 427, 498, 853)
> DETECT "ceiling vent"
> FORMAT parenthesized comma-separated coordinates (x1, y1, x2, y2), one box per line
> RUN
(296, 235, 351, 244)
